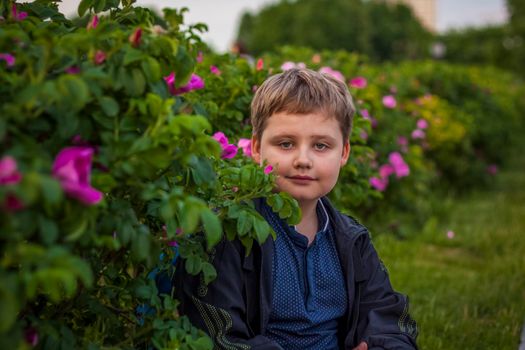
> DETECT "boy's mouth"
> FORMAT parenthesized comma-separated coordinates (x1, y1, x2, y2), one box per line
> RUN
(287, 175, 315, 181)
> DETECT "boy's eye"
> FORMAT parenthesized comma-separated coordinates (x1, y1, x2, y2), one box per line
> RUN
(279, 141, 293, 149)
(314, 143, 328, 150)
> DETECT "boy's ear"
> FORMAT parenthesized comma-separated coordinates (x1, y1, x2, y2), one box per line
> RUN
(340, 141, 351, 167)
(251, 135, 262, 164)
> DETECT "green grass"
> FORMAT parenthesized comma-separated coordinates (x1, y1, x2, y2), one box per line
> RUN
(373, 154, 525, 349)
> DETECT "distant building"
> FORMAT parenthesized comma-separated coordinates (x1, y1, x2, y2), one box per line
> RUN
(386, 0, 436, 32)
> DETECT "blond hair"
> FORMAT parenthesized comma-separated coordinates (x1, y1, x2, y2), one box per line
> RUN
(251, 68, 355, 141)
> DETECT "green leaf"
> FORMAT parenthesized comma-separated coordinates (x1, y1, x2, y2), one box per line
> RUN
(189, 156, 216, 186)
(38, 215, 59, 245)
(236, 210, 252, 236)
(40, 177, 63, 205)
(200, 209, 222, 249)
(180, 199, 202, 234)
(267, 194, 284, 212)
(253, 217, 270, 244)
(64, 214, 89, 242)
(99, 96, 119, 117)
(201, 262, 217, 284)
(78, 0, 92, 17)
(185, 255, 202, 275)
(141, 57, 161, 83)
(123, 47, 146, 66)
(0, 284, 18, 332)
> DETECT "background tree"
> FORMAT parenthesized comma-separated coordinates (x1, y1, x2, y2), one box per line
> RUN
(236, 0, 432, 62)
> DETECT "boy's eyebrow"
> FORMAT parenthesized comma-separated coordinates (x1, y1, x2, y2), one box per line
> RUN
(268, 133, 338, 142)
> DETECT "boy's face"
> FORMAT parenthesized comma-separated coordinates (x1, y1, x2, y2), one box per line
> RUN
(251, 111, 350, 207)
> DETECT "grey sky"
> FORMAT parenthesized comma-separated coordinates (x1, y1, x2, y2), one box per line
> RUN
(58, 0, 508, 52)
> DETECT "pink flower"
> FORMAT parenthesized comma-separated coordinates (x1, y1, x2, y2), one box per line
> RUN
(212, 132, 238, 159)
(0, 53, 15, 67)
(417, 119, 428, 129)
(397, 136, 408, 146)
(264, 165, 273, 174)
(382, 95, 397, 109)
(210, 65, 221, 75)
(359, 131, 368, 141)
(446, 230, 455, 239)
(388, 152, 410, 178)
(4, 193, 24, 212)
(349, 76, 367, 89)
(52, 147, 103, 205)
(11, 4, 27, 21)
(24, 327, 38, 347)
(379, 164, 394, 178)
(196, 51, 203, 63)
(65, 66, 80, 74)
(87, 15, 99, 30)
(238, 138, 252, 157)
(486, 164, 498, 175)
(94, 50, 106, 65)
(311, 54, 321, 64)
(319, 66, 344, 82)
(129, 27, 142, 47)
(0, 156, 22, 185)
(369, 177, 388, 191)
(411, 129, 426, 140)
(281, 61, 296, 71)
(360, 109, 371, 121)
(164, 73, 205, 95)
(256, 58, 264, 71)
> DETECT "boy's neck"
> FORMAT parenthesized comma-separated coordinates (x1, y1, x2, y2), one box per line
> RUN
(295, 199, 319, 245)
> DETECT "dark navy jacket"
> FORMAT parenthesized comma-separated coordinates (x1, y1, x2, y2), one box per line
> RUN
(174, 197, 418, 349)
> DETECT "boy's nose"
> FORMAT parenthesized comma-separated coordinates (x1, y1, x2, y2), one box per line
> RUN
(293, 149, 313, 169)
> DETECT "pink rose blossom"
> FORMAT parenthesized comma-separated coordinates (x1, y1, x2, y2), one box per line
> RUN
(281, 61, 296, 71)
(388, 152, 410, 178)
(52, 147, 103, 205)
(382, 95, 397, 109)
(94, 50, 106, 65)
(369, 177, 388, 191)
(446, 230, 455, 239)
(0, 156, 22, 185)
(24, 327, 38, 347)
(312, 54, 321, 64)
(486, 164, 498, 175)
(0, 53, 15, 67)
(210, 65, 221, 75)
(417, 119, 428, 129)
(164, 73, 205, 95)
(360, 109, 371, 121)
(319, 66, 344, 82)
(11, 4, 27, 21)
(397, 136, 408, 146)
(349, 76, 367, 89)
(359, 131, 368, 141)
(411, 129, 426, 140)
(87, 15, 99, 30)
(129, 27, 142, 47)
(238, 138, 252, 157)
(212, 132, 238, 159)
(65, 66, 80, 74)
(264, 165, 273, 175)
(196, 51, 203, 63)
(4, 193, 24, 212)
(379, 164, 394, 178)
(256, 58, 264, 71)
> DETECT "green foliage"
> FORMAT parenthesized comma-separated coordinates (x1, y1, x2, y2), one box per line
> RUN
(236, 0, 433, 62)
(0, 1, 299, 348)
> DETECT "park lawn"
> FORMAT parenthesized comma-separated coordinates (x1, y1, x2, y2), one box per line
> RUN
(373, 155, 525, 349)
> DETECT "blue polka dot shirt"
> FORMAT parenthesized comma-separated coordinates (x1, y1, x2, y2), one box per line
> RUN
(263, 200, 348, 350)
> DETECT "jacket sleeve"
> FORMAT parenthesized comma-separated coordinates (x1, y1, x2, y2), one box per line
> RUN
(353, 233, 418, 350)
(174, 238, 283, 350)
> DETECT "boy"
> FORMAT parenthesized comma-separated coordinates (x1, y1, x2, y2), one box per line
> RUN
(175, 69, 418, 349)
